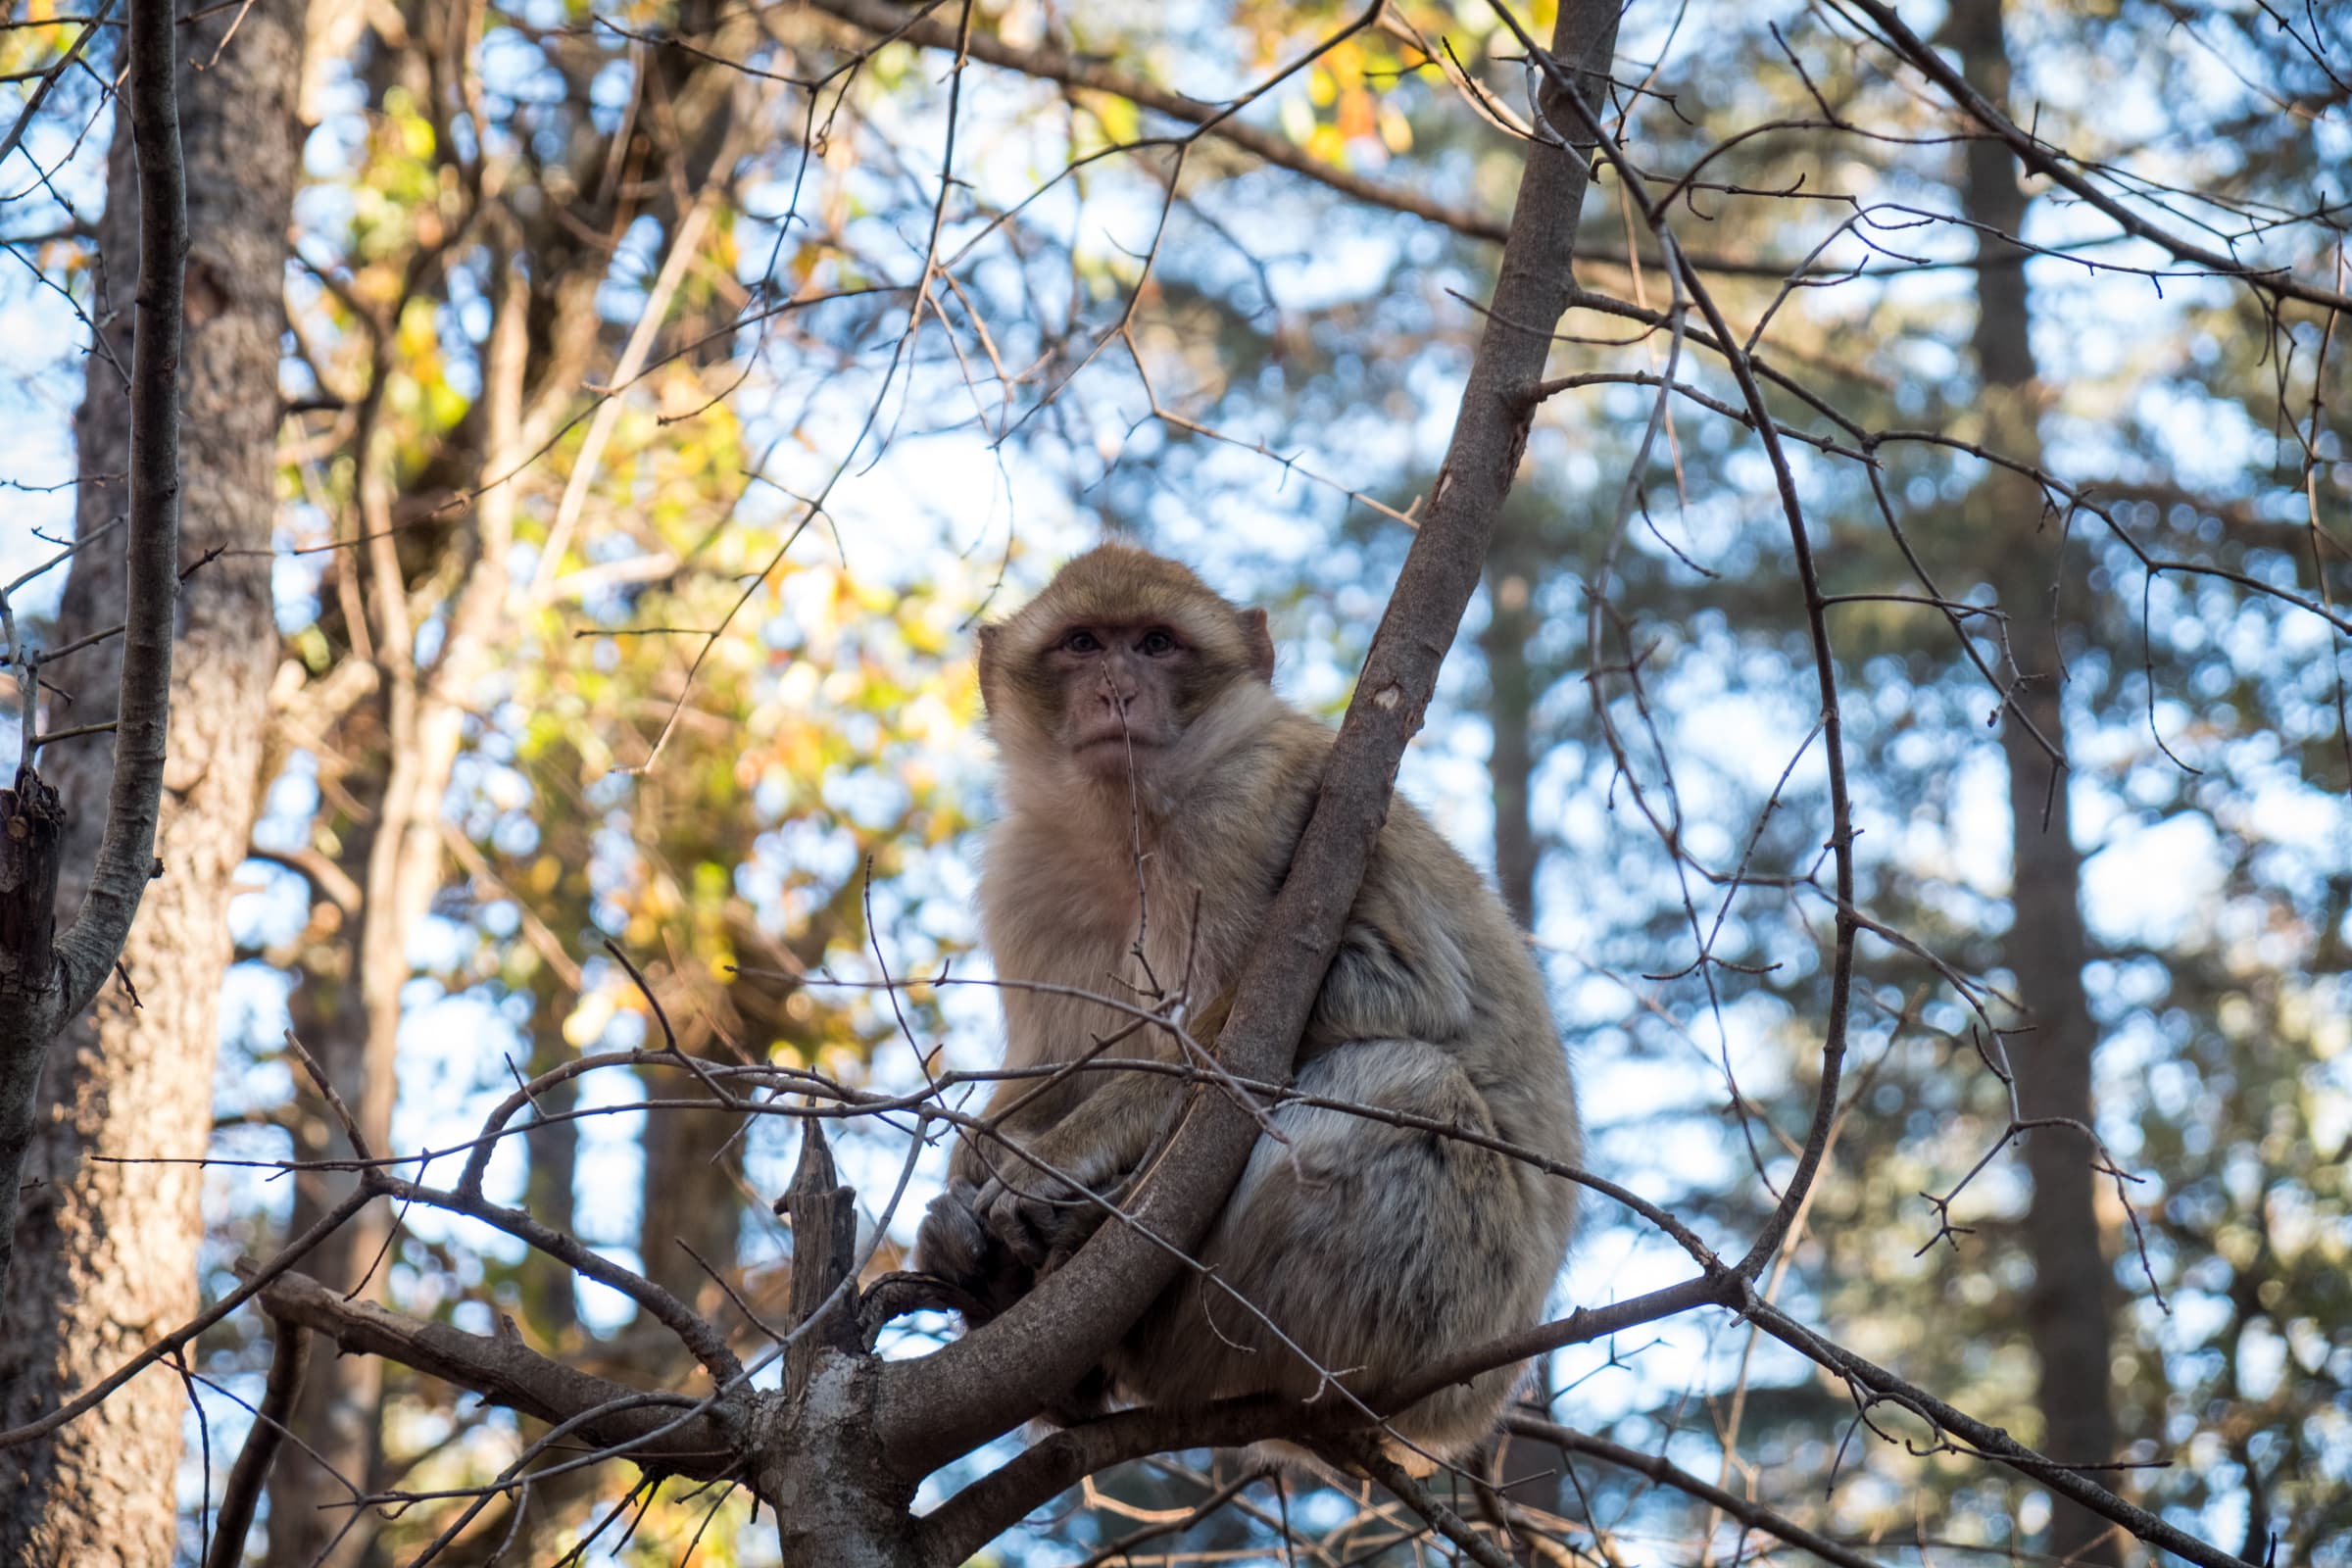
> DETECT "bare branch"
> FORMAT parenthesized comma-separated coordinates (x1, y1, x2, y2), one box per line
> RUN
(255, 1270, 737, 1477)
(1507, 1415, 1891, 1568)
(1845, 0, 2352, 313)
(203, 1322, 308, 1568)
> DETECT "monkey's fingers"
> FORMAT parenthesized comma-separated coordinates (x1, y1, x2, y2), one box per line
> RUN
(912, 1187, 996, 1285)
(981, 1185, 1052, 1269)
(981, 1175, 1087, 1270)
(986, 1174, 1126, 1272)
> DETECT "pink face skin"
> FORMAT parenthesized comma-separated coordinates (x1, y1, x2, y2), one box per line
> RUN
(1043, 621, 1194, 782)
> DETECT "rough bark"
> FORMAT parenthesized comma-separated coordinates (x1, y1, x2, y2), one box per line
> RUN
(1947, 0, 2123, 1559)
(0, 0, 301, 1559)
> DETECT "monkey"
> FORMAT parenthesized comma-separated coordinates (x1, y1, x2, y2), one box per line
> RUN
(914, 543, 1579, 1458)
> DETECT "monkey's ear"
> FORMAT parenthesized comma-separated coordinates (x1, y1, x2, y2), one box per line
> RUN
(976, 624, 1003, 712)
(1238, 608, 1275, 683)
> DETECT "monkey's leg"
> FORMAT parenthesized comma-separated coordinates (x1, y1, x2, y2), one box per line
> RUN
(1112, 1040, 1561, 1457)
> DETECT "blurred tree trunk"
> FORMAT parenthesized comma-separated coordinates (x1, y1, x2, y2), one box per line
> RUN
(269, 862, 385, 1568)
(1483, 544, 1542, 928)
(264, 237, 535, 1568)
(518, 1004, 582, 1343)
(639, 1072, 745, 1350)
(430, 1000, 592, 1564)
(1483, 523, 1564, 1559)
(0, 0, 304, 1559)
(1949, 0, 2123, 1559)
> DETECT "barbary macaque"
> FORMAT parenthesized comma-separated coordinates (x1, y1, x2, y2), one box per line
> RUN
(915, 544, 1578, 1455)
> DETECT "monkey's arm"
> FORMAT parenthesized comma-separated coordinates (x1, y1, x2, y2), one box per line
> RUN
(913, 1176, 1033, 1322)
(916, 1022, 1207, 1304)
(913, 1087, 1079, 1316)
(911, 1069, 1176, 1314)
(976, 987, 1244, 1267)
(968, 1064, 1192, 1269)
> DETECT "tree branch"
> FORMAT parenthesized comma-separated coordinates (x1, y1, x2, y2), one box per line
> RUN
(203, 1321, 307, 1568)
(256, 1270, 738, 1478)
(916, 1397, 1311, 1568)
(804, 0, 1509, 243)
(0, 1187, 369, 1450)
(1846, 0, 2352, 313)
(50, 0, 183, 1016)
(803, 0, 1793, 280)
(1506, 1415, 1892, 1568)
(1744, 1297, 2255, 1568)
(1347, 1438, 1512, 1568)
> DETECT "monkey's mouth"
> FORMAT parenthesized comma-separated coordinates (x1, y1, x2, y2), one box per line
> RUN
(1074, 732, 1160, 762)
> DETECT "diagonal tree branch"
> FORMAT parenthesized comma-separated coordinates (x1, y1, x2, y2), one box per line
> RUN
(1744, 1296, 2258, 1568)
(202, 1321, 307, 1568)
(803, 0, 1795, 280)
(1507, 1415, 1894, 1568)
(804, 0, 1510, 242)
(255, 1270, 739, 1476)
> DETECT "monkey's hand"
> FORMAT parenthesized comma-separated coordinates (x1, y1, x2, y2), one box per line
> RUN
(964, 1073, 1183, 1273)
(914, 1178, 1032, 1321)
(974, 1142, 1137, 1272)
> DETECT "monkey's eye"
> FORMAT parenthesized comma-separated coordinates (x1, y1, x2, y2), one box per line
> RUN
(1138, 628, 1179, 657)
(1059, 629, 1103, 655)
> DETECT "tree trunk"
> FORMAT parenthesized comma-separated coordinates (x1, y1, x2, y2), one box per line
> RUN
(1948, 1, 2123, 1559)
(639, 1071, 744, 1357)
(0, 0, 304, 1558)
(1483, 550, 1542, 929)
(1481, 532, 1567, 1559)
(518, 1003, 581, 1342)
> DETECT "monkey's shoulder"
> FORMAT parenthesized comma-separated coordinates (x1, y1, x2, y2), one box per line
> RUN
(1243, 725, 1547, 1042)
(1237, 710, 1521, 933)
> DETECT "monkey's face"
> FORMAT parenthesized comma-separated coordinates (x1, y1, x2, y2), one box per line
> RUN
(977, 545, 1277, 792)
(1040, 620, 1204, 781)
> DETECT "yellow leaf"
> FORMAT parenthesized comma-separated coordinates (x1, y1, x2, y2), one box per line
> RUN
(1379, 103, 1413, 155)
(1094, 92, 1140, 145)
(563, 991, 615, 1049)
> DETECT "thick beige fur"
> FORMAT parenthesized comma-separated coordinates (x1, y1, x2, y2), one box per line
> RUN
(916, 544, 1579, 1456)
